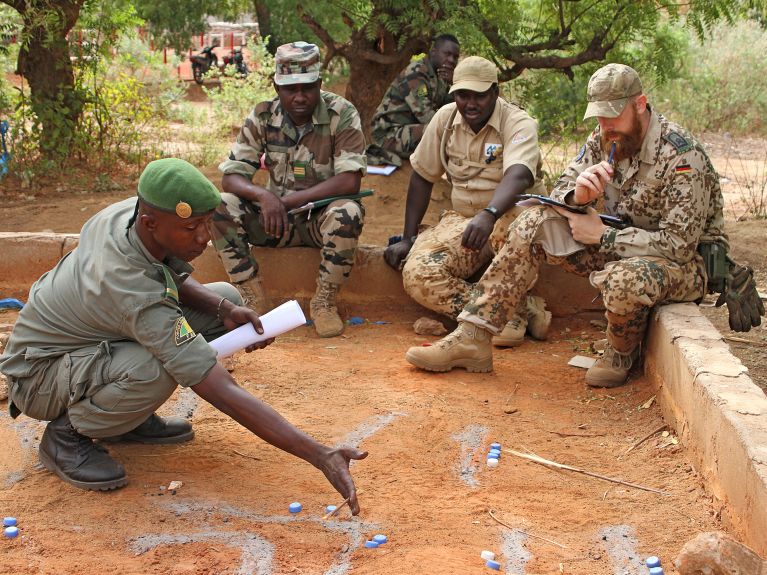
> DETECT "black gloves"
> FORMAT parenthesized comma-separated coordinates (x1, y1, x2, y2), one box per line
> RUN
(715, 264, 765, 332)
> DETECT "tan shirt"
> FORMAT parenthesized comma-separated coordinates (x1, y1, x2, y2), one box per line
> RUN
(410, 99, 545, 217)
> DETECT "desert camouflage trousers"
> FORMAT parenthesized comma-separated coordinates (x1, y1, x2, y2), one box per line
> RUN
(458, 206, 706, 352)
(402, 207, 532, 319)
(372, 123, 425, 159)
(209, 193, 365, 286)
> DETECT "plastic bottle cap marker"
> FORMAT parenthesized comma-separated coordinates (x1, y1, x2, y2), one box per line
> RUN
(288, 502, 302, 513)
(4, 526, 19, 538)
(490, 442, 501, 451)
(372, 534, 388, 544)
(486, 559, 501, 570)
(364, 540, 379, 548)
(646, 556, 661, 568)
(649, 568, 664, 575)
(487, 457, 499, 468)
(3, 517, 16, 527)
(325, 505, 337, 514)
(480, 550, 496, 561)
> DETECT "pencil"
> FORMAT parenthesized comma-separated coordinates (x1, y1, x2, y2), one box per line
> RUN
(608, 142, 616, 166)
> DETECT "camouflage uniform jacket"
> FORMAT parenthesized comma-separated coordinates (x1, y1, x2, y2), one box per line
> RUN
(219, 91, 367, 196)
(370, 58, 452, 136)
(551, 109, 727, 265)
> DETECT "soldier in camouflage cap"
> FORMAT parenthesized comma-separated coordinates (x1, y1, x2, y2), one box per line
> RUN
(211, 41, 368, 338)
(405, 63, 761, 388)
(0, 158, 367, 505)
(368, 34, 460, 165)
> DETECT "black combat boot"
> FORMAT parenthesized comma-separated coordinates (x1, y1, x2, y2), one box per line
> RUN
(39, 412, 128, 491)
(104, 413, 194, 445)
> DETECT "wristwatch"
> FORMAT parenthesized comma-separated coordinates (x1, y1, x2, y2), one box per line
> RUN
(483, 206, 500, 220)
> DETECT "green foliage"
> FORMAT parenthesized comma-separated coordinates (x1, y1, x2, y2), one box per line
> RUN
(657, 20, 767, 136)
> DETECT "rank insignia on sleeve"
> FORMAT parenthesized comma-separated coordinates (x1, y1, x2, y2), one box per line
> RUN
(663, 131, 692, 153)
(174, 316, 196, 346)
(293, 161, 307, 180)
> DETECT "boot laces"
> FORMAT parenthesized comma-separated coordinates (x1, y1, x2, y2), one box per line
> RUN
(68, 423, 108, 455)
(602, 346, 635, 369)
(507, 315, 524, 330)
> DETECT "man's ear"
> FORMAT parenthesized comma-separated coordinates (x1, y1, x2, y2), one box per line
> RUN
(635, 94, 648, 114)
(139, 212, 158, 232)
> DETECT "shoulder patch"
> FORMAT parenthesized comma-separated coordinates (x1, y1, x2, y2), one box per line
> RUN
(174, 316, 196, 346)
(663, 131, 693, 154)
(575, 144, 586, 163)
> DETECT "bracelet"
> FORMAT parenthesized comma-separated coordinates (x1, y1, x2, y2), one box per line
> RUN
(216, 297, 227, 321)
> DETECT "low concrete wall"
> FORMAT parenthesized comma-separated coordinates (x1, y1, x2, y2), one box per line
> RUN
(2, 232, 765, 553)
(645, 304, 767, 555)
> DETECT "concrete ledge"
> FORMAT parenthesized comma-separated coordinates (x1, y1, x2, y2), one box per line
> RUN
(645, 303, 767, 555)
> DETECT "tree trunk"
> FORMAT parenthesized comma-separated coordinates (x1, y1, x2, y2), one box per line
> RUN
(253, 0, 277, 54)
(11, 0, 85, 159)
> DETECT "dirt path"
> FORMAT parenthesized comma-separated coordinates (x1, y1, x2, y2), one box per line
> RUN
(1, 309, 726, 574)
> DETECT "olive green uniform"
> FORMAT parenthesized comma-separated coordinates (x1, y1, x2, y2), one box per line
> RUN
(0, 199, 238, 438)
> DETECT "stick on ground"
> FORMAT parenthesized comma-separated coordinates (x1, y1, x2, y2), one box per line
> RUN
(622, 423, 667, 457)
(505, 448, 670, 496)
(488, 509, 568, 549)
(322, 489, 365, 520)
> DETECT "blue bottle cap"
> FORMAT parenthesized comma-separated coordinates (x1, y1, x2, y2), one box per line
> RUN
(649, 568, 664, 575)
(490, 442, 501, 451)
(3, 517, 17, 527)
(288, 502, 302, 513)
(488, 449, 501, 458)
(486, 559, 501, 570)
(372, 534, 388, 544)
(646, 556, 661, 568)
(325, 505, 337, 514)
(364, 540, 379, 548)
(4, 526, 19, 538)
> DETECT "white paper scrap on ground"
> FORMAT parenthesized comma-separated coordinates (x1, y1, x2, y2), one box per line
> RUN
(568, 355, 597, 369)
(208, 300, 307, 358)
(367, 165, 397, 176)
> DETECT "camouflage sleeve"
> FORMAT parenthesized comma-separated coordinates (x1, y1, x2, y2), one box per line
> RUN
(500, 116, 541, 178)
(599, 150, 710, 264)
(403, 78, 437, 125)
(333, 104, 367, 175)
(409, 105, 452, 183)
(550, 133, 601, 203)
(218, 105, 267, 179)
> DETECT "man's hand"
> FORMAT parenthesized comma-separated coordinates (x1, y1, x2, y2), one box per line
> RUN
(315, 447, 369, 515)
(552, 206, 608, 245)
(257, 191, 289, 238)
(461, 210, 495, 251)
(384, 239, 414, 270)
(573, 160, 613, 205)
(715, 264, 765, 332)
(220, 303, 274, 352)
(437, 64, 454, 84)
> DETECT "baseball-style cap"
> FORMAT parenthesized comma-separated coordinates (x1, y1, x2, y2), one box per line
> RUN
(448, 56, 498, 94)
(583, 63, 643, 120)
(274, 41, 321, 86)
(138, 158, 221, 219)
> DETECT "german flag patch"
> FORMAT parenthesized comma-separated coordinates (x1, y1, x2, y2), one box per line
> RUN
(174, 316, 196, 346)
(675, 164, 692, 174)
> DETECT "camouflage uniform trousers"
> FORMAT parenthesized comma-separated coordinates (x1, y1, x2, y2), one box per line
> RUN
(402, 207, 532, 319)
(458, 206, 706, 352)
(372, 123, 425, 158)
(209, 192, 365, 286)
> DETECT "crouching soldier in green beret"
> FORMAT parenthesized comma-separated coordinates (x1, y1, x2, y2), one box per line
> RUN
(0, 158, 366, 511)
(210, 41, 367, 338)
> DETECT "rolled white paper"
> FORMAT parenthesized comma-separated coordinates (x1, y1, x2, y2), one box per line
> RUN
(208, 299, 307, 358)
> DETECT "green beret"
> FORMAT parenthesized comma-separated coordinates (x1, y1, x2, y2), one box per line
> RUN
(138, 158, 221, 218)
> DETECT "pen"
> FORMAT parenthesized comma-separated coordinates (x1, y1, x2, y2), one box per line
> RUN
(608, 142, 616, 166)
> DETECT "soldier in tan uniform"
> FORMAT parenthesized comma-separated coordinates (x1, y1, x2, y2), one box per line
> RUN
(0, 159, 367, 509)
(384, 56, 551, 346)
(210, 42, 367, 338)
(406, 64, 763, 387)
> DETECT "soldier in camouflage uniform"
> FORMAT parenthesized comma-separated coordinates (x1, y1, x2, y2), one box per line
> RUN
(405, 64, 732, 388)
(368, 34, 460, 165)
(384, 56, 551, 347)
(0, 158, 367, 504)
(210, 42, 367, 338)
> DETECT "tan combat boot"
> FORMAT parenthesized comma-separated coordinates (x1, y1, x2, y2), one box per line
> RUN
(406, 322, 493, 372)
(492, 313, 526, 347)
(526, 295, 552, 340)
(310, 280, 344, 338)
(237, 276, 270, 315)
(585, 343, 640, 388)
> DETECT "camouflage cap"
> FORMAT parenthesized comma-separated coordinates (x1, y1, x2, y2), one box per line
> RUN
(449, 56, 498, 94)
(138, 158, 221, 219)
(583, 63, 643, 120)
(274, 41, 321, 86)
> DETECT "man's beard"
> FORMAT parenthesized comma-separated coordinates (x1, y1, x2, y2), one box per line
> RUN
(601, 111, 643, 162)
